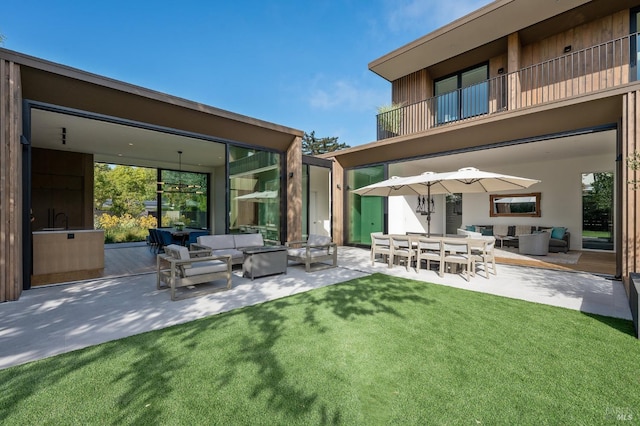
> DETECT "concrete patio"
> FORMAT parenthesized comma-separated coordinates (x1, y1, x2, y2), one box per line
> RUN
(0, 246, 631, 370)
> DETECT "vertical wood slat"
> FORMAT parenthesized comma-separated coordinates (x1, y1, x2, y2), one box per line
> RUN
(622, 91, 640, 295)
(286, 136, 302, 244)
(0, 59, 23, 301)
(331, 160, 344, 246)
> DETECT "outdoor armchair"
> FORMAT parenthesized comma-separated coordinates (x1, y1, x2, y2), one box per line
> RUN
(519, 232, 551, 256)
(157, 244, 232, 301)
(286, 234, 337, 272)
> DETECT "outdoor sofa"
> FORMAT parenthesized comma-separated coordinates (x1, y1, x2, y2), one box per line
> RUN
(191, 233, 268, 266)
(463, 225, 570, 253)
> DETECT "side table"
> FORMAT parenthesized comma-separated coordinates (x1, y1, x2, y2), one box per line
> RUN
(242, 246, 288, 280)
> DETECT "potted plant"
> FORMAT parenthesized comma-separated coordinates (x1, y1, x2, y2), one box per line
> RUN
(377, 102, 403, 137)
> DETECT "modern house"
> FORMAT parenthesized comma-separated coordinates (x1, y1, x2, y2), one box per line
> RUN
(0, 49, 333, 302)
(3, 0, 640, 304)
(324, 0, 640, 294)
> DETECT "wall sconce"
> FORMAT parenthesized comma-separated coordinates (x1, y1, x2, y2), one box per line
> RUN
(288, 172, 294, 178)
(563, 45, 572, 53)
(497, 67, 504, 75)
(336, 183, 341, 190)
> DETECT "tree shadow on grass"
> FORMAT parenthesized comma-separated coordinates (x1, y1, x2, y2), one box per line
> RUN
(0, 274, 435, 424)
(163, 273, 435, 422)
(0, 336, 180, 425)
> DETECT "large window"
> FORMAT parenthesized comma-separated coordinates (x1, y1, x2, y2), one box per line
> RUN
(159, 169, 208, 228)
(435, 64, 488, 125)
(347, 166, 385, 245)
(632, 7, 640, 81)
(582, 172, 613, 250)
(229, 146, 281, 242)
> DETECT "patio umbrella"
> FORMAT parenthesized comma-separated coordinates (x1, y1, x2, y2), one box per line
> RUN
(351, 174, 438, 196)
(352, 167, 540, 236)
(234, 190, 279, 203)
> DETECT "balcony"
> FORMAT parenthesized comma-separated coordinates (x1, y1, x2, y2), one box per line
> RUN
(377, 34, 636, 140)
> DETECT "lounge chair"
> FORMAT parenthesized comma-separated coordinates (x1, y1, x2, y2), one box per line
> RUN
(157, 244, 232, 301)
(286, 234, 337, 272)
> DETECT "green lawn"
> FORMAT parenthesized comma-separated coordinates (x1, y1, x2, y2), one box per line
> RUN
(582, 230, 612, 239)
(0, 274, 638, 425)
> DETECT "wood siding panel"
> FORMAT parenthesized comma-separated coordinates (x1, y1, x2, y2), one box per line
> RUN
(286, 136, 302, 244)
(331, 160, 344, 246)
(0, 60, 23, 302)
(622, 91, 640, 294)
(391, 69, 433, 136)
(519, 11, 630, 106)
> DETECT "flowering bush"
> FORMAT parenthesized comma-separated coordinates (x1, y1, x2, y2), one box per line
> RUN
(96, 213, 158, 243)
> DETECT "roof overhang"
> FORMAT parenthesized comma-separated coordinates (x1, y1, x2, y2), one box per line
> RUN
(322, 84, 632, 169)
(369, 0, 594, 82)
(0, 48, 303, 152)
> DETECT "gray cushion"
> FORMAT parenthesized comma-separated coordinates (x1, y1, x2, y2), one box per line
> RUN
(197, 235, 235, 250)
(287, 247, 330, 258)
(308, 234, 331, 246)
(210, 248, 243, 260)
(234, 233, 264, 248)
(183, 260, 228, 277)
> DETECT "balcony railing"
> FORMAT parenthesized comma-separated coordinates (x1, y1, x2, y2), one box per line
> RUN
(377, 33, 636, 140)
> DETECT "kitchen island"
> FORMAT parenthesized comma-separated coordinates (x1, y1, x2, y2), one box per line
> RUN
(32, 229, 104, 285)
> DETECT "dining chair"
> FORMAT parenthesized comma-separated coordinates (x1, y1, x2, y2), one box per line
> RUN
(157, 229, 175, 253)
(390, 234, 416, 271)
(469, 237, 497, 279)
(370, 232, 392, 267)
(416, 236, 444, 277)
(442, 238, 474, 281)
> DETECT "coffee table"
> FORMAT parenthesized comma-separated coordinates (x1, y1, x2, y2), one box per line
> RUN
(242, 246, 288, 280)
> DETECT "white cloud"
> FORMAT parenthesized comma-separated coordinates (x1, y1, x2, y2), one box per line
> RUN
(308, 76, 388, 113)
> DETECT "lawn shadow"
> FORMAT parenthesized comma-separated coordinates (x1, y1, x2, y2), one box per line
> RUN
(580, 312, 636, 338)
(0, 336, 180, 425)
(160, 273, 435, 422)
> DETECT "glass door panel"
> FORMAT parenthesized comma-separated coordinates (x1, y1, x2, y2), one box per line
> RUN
(581, 172, 613, 250)
(347, 166, 384, 245)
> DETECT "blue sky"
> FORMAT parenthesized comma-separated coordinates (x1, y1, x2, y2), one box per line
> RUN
(2, 0, 489, 147)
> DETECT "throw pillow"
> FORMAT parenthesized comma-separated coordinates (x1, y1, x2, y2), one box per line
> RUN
(551, 227, 566, 239)
(465, 225, 476, 231)
(481, 228, 493, 236)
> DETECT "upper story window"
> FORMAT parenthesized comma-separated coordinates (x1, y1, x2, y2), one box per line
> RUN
(632, 7, 640, 81)
(434, 64, 488, 125)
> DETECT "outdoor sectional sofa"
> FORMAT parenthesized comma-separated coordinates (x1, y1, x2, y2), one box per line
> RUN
(463, 225, 570, 253)
(191, 233, 267, 266)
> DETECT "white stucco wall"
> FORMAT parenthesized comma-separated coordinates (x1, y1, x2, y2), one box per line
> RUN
(387, 154, 615, 250)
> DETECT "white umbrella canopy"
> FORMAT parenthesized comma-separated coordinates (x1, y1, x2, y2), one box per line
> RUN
(351, 172, 441, 196)
(423, 167, 541, 193)
(234, 190, 279, 203)
(351, 167, 540, 236)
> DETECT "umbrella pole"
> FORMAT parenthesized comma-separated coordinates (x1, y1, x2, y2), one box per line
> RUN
(427, 186, 431, 237)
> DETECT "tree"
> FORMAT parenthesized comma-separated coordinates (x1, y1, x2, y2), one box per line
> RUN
(94, 163, 115, 210)
(628, 151, 640, 190)
(302, 131, 349, 155)
(94, 164, 156, 217)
